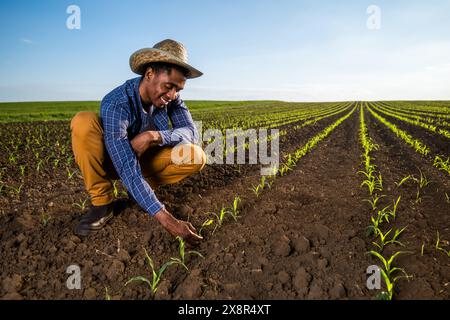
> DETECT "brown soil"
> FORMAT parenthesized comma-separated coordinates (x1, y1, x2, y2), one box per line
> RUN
(0, 106, 449, 300)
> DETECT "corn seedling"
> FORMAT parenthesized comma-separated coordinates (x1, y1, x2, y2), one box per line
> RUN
(435, 231, 450, 257)
(113, 180, 120, 198)
(170, 236, 204, 270)
(389, 196, 401, 220)
(421, 243, 425, 257)
(40, 210, 51, 226)
(66, 167, 76, 179)
(395, 175, 412, 188)
(279, 164, 293, 177)
(364, 194, 385, 211)
(228, 196, 241, 221)
(199, 218, 215, 237)
(104, 286, 112, 300)
(125, 247, 177, 297)
(412, 171, 430, 203)
(36, 159, 44, 172)
(19, 165, 26, 176)
(9, 183, 23, 198)
(208, 207, 231, 233)
(249, 184, 263, 197)
(369, 251, 411, 300)
(372, 226, 407, 251)
(73, 197, 88, 211)
(445, 192, 449, 204)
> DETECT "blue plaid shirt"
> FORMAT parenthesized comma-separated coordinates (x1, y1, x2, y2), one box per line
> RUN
(100, 77, 199, 216)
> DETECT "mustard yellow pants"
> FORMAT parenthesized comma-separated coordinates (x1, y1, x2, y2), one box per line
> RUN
(70, 111, 206, 206)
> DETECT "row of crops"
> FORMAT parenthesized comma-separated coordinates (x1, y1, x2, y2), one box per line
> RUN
(0, 99, 448, 299)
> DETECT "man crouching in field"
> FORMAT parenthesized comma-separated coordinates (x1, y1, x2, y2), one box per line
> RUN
(70, 39, 205, 246)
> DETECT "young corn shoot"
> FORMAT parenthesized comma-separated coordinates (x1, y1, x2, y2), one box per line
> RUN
(395, 175, 412, 188)
(372, 226, 407, 251)
(390, 196, 401, 220)
(125, 247, 177, 297)
(364, 194, 385, 211)
(170, 236, 204, 270)
(228, 196, 241, 221)
(435, 231, 450, 257)
(199, 218, 215, 237)
(369, 250, 411, 300)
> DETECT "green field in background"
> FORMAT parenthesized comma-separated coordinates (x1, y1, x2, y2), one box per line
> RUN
(0, 100, 279, 122)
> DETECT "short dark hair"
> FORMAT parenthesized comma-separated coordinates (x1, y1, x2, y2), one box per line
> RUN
(145, 62, 189, 78)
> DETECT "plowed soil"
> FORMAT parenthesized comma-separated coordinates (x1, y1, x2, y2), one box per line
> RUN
(0, 106, 449, 300)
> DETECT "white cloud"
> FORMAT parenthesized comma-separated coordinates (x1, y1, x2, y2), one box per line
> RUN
(20, 38, 34, 44)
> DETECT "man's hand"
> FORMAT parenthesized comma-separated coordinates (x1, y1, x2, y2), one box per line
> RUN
(130, 131, 162, 157)
(154, 208, 203, 246)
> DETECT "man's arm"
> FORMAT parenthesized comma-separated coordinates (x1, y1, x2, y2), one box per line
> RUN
(158, 97, 199, 146)
(101, 101, 202, 245)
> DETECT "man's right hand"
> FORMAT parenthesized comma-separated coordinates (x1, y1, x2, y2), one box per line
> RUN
(154, 208, 203, 246)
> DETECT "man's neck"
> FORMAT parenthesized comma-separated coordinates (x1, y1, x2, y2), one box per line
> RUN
(138, 79, 152, 112)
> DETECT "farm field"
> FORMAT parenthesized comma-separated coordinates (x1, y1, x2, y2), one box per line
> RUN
(0, 100, 449, 300)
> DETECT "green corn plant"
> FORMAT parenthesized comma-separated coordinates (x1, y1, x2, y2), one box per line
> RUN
(376, 174, 383, 192)
(279, 164, 293, 177)
(228, 196, 241, 221)
(170, 236, 204, 270)
(125, 247, 177, 297)
(53, 158, 60, 169)
(395, 175, 412, 188)
(199, 218, 215, 237)
(208, 207, 230, 233)
(372, 226, 407, 251)
(361, 178, 377, 195)
(378, 206, 392, 224)
(421, 243, 425, 257)
(8, 153, 17, 164)
(9, 183, 23, 198)
(40, 210, 51, 226)
(435, 231, 450, 257)
(433, 156, 450, 174)
(249, 184, 262, 197)
(104, 286, 112, 300)
(36, 159, 44, 172)
(66, 155, 74, 166)
(73, 197, 88, 211)
(369, 251, 411, 300)
(67, 167, 77, 179)
(367, 214, 382, 237)
(389, 196, 401, 220)
(113, 180, 120, 198)
(445, 193, 450, 204)
(364, 194, 385, 211)
(19, 165, 26, 176)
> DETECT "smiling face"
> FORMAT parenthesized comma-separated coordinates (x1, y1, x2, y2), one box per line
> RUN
(140, 65, 186, 108)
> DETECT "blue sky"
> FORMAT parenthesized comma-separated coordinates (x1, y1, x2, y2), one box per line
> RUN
(1, 0, 450, 102)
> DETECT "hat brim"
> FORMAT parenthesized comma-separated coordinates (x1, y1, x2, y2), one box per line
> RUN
(129, 48, 203, 79)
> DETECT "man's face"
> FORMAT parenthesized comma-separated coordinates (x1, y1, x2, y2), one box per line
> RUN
(145, 67, 186, 108)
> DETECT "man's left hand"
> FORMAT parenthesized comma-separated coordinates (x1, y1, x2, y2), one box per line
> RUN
(130, 131, 162, 157)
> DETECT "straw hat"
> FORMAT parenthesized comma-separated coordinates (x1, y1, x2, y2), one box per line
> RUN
(129, 39, 203, 79)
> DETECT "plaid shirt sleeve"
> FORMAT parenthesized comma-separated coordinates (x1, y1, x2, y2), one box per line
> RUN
(101, 100, 164, 216)
(158, 97, 199, 146)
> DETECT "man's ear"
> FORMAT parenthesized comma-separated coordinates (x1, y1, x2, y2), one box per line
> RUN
(145, 67, 154, 80)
